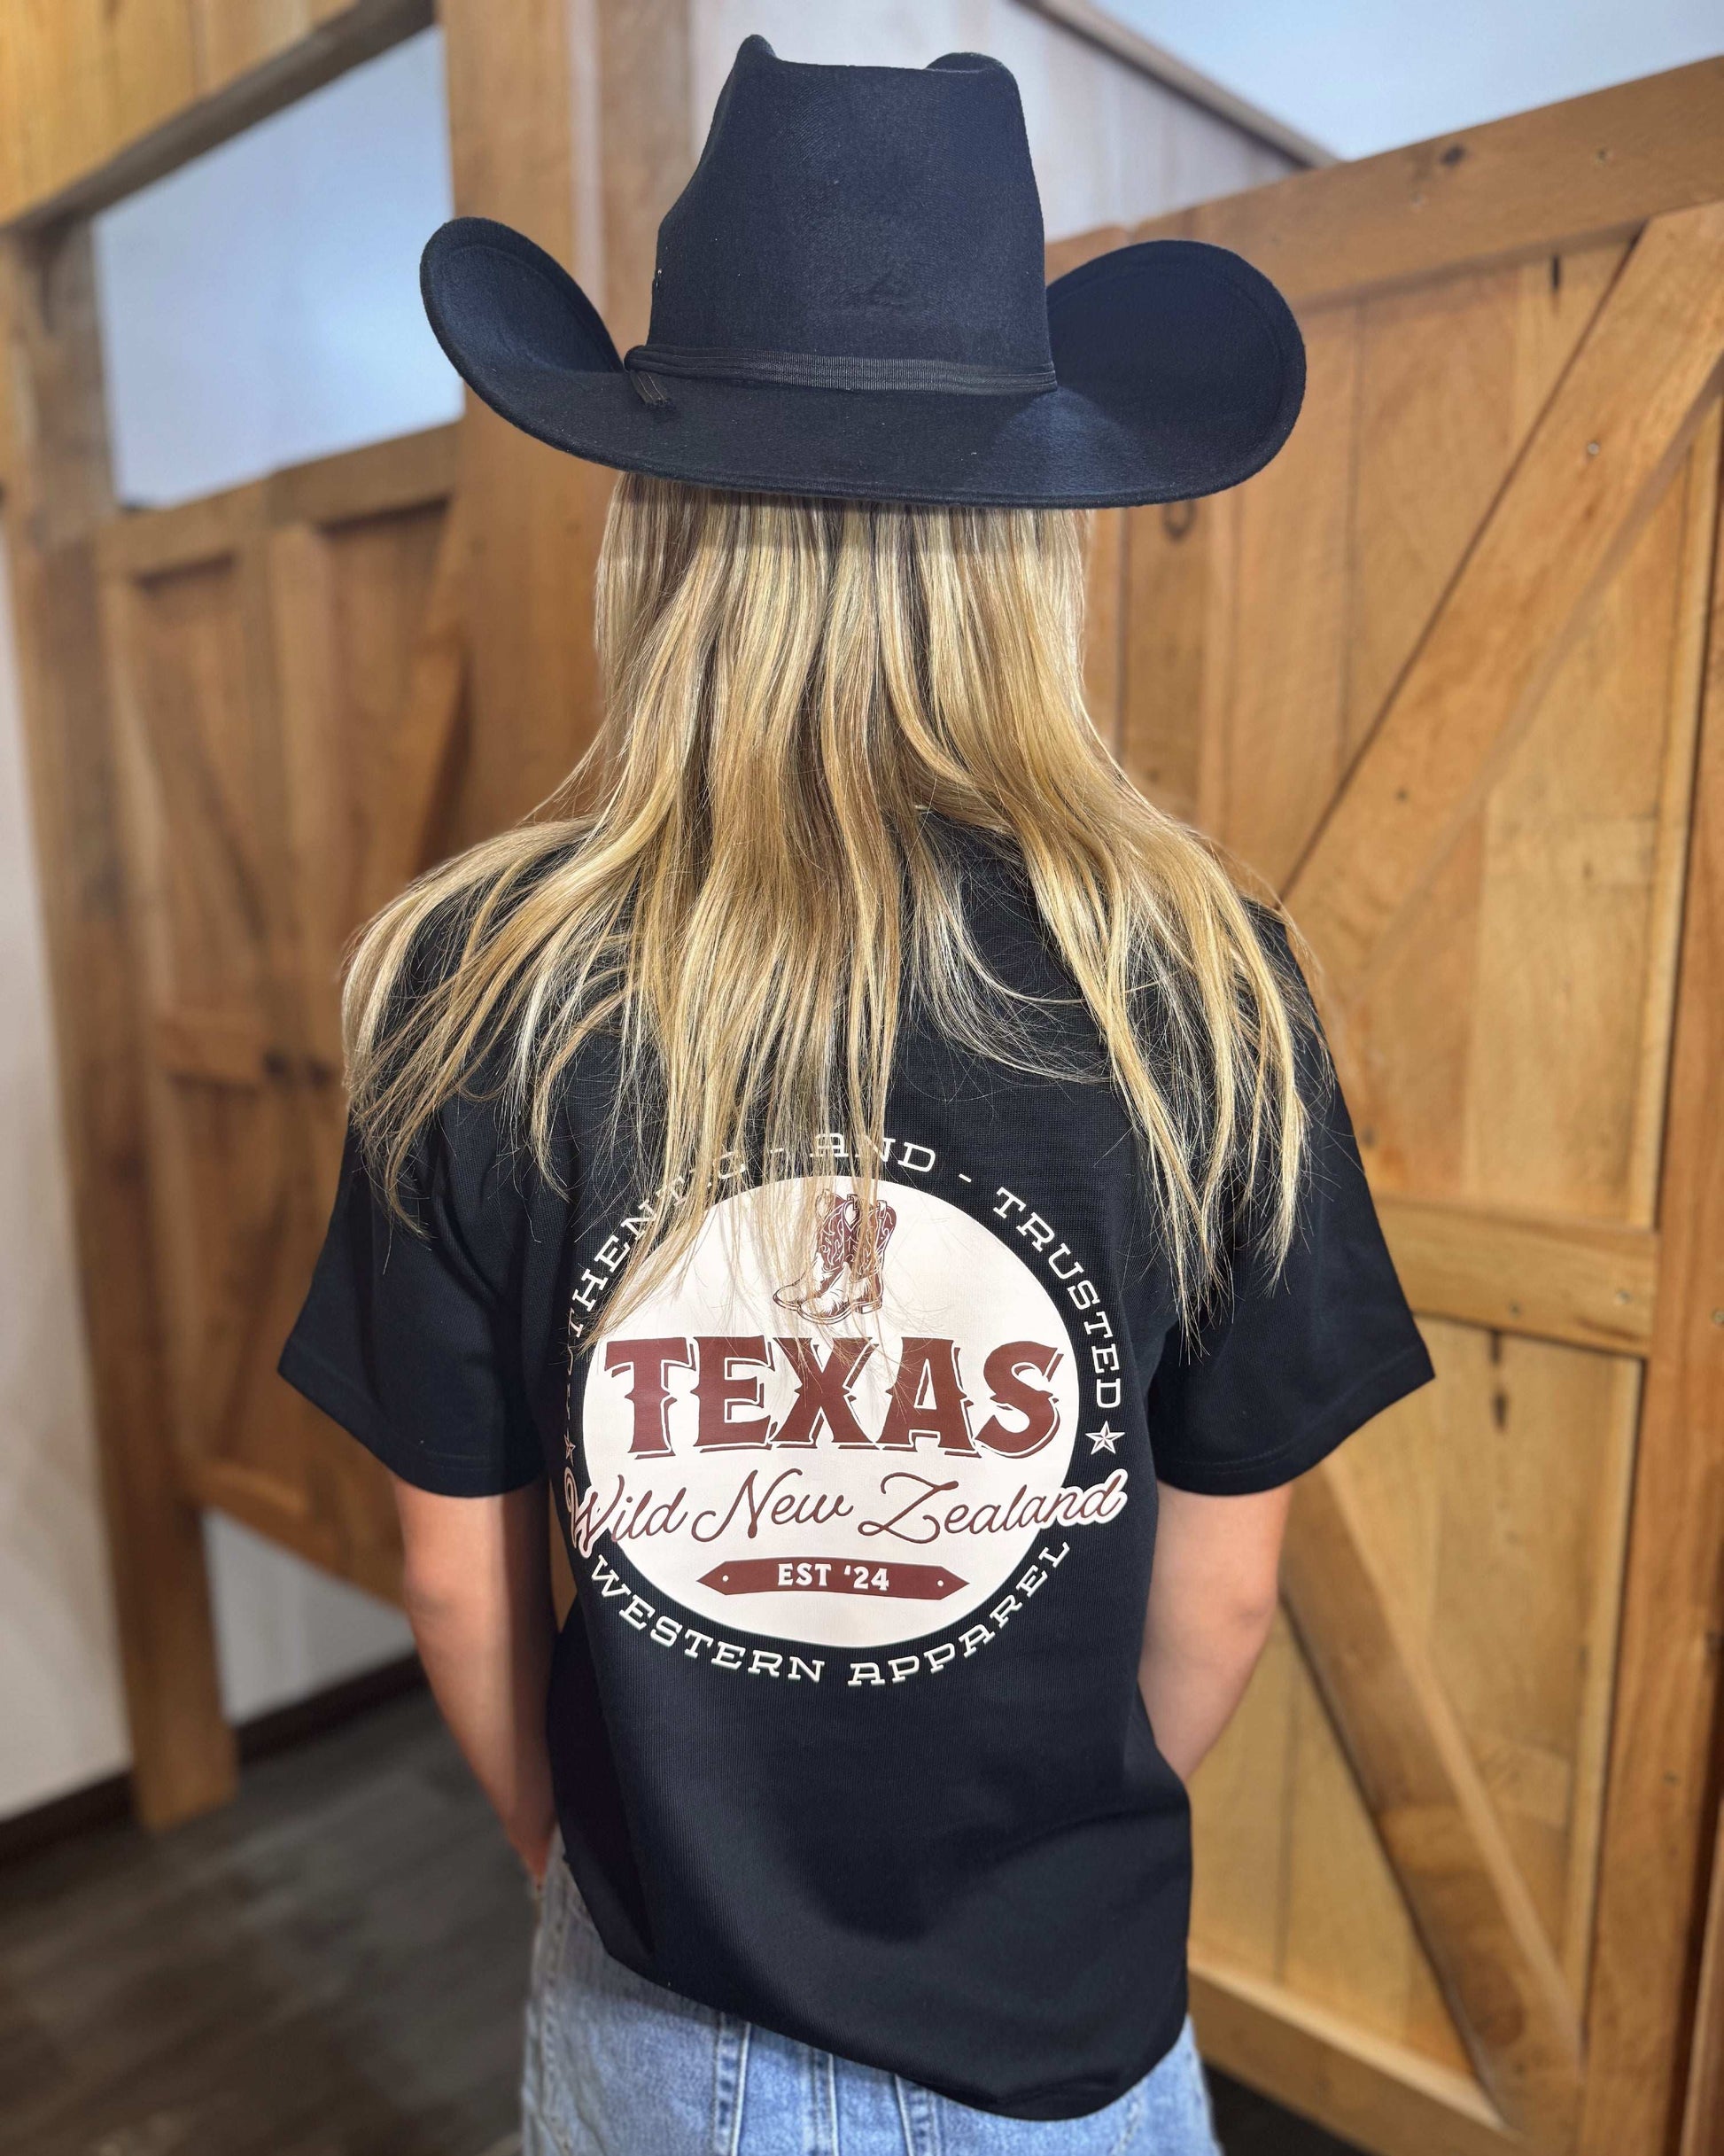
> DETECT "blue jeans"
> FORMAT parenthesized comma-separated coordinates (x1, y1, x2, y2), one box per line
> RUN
(522, 1844, 1221, 2155)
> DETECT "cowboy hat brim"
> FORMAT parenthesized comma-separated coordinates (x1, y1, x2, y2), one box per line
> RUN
(421, 217, 1304, 510)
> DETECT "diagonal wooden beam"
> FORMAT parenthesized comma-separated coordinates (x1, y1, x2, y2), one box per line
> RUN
(1282, 1460, 1584, 2142)
(1190, 1958, 1512, 2156)
(354, 494, 469, 922)
(1286, 199, 1724, 1007)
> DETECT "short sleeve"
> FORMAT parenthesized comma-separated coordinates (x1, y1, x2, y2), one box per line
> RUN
(278, 1100, 545, 1498)
(1146, 930, 1433, 1496)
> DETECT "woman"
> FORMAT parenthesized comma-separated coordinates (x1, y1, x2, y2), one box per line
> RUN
(282, 38, 1432, 2156)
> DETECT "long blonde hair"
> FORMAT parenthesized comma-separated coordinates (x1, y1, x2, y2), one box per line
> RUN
(344, 477, 1309, 1335)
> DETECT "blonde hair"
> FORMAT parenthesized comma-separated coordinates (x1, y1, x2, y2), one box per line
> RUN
(344, 477, 1309, 1335)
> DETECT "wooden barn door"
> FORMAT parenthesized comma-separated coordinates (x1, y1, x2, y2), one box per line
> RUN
(95, 425, 469, 1604)
(1067, 66, 1724, 2156)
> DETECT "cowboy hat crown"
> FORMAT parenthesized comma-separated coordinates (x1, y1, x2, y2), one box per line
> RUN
(421, 35, 1303, 508)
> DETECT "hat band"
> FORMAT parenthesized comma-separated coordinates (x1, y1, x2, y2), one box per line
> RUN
(623, 341, 1058, 401)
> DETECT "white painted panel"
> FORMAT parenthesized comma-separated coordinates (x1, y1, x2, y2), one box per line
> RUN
(206, 1514, 412, 1723)
(1108, 0, 1719, 160)
(0, 525, 130, 1820)
(93, 27, 461, 510)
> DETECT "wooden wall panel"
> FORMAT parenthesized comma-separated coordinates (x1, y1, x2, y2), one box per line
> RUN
(1581, 412, 1724, 2156)
(1194, 1311, 1639, 2076)
(1347, 413, 1716, 1222)
(271, 496, 449, 1078)
(1188, 1611, 1299, 1980)
(1459, 430, 1713, 1222)
(1117, 499, 1208, 825)
(94, 429, 460, 1608)
(1206, 303, 1360, 887)
(1348, 1325, 1640, 1986)
(1280, 1621, 1474, 2074)
(0, 230, 234, 1829)
(1090, 95, 1724, 2152)
(439, 0, 659, 837)
(1341, 242, 1626, 755)
(1082, 508, 1125, 754)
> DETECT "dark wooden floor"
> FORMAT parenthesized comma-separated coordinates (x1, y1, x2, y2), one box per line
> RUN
(0, 1689, 1359, 2155)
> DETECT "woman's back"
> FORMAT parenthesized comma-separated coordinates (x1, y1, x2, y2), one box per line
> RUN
(285, 813, 1424, 2117)
(282, 35, 1430, 2144)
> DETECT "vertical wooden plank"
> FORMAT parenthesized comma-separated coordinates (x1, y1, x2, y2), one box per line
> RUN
(1342, 821, 1487, 1201)
(1680, 1802, 1724, 2156)
(1280, 1633, 1474, 2077)
(5, 0, 111, 214)
(1119, 497, 1206, 822)
(99, 527, 280, 1467)
(1459, 433, 1713, 1222)
(0, 232, 234, 1827)
(1623, 403, 1721, 1224)
(595, 0, 694, 355)
(1581, 420, 1724, 2156)
(1193, 481, 1238, 844)
(1213, 300, 1359, 888)
(442, 0, 600, 837)
(1427, 1331, 1638, 1967)
(1289, 202, 1724, 1008)
(442, 0, 695, 838)
(1507, 240, 1628, 445)
(190, 0, 313, 96)
(1344, 265, 1518, 755)
(1284, 1459, 1584, 2140)
(1560, 1356, 1642, 1996)
(104, 0, 202, 147)
(1344, 239, 1625, 760)
(267, 522, 346, 1076)
(1283, 1368, 1472, 2076)
(1189, 1612, 1300, 1982)
(0, 4, 30, 218)
(1083, 507, 1125, 758)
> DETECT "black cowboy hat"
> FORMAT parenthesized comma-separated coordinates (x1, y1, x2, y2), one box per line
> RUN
(420, 36, 1304, 509)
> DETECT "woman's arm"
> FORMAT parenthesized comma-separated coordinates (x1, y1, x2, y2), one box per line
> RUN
(1138, 1481, 1291, 1782)
(392, 1475, 560, 1883)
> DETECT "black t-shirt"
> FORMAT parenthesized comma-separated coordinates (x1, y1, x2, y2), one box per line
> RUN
(280, 844, 1432, 2121)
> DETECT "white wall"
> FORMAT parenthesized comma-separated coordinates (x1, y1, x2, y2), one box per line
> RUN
(205, 1515, 412, 1721)
(1113, 0, 1720, 160)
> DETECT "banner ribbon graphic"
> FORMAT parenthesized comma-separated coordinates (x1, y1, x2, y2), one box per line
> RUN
(698, 1557, 967, 1600)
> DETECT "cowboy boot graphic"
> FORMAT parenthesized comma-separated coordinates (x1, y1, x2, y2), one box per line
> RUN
(774, 1192, 897, 1322)
(834, 1195, 897, 1319)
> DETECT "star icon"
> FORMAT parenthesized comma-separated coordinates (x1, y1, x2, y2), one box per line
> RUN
(1085, 1421, 1122, 1455)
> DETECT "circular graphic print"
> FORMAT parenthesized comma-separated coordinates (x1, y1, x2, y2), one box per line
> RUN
(579, 1176, 1081, 1648)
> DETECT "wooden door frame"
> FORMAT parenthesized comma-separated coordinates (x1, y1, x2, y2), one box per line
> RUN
(0, 220, 237, 1828)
